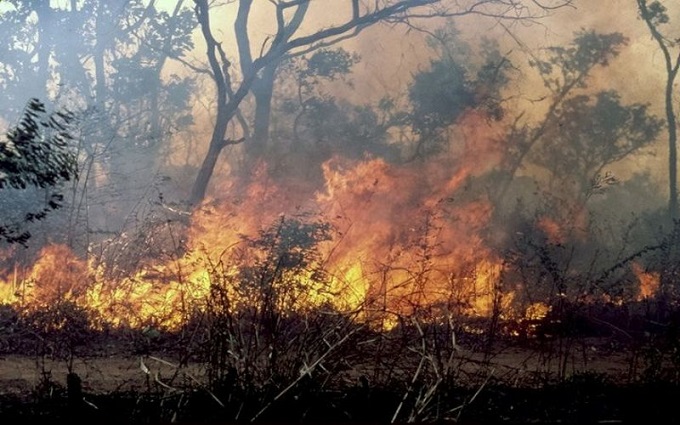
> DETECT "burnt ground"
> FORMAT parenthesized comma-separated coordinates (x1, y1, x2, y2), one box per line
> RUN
(0, 336, 678, 425)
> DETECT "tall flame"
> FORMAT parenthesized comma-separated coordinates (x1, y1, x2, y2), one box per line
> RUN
(0, 112, 511, 329)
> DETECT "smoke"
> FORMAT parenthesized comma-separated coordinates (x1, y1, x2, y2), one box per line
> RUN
(0, 0, 677, 325)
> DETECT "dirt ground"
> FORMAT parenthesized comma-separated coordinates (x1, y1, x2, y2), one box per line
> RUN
(0, 354, 209, 395)
(0, 340, 635, 396)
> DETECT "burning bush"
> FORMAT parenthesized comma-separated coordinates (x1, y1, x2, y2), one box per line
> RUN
(181, 216, 365, 420)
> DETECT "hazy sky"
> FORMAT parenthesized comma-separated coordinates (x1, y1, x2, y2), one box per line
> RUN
(0, 0, 675, 185)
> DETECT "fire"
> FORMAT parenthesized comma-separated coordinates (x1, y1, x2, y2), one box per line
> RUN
(0, 267, 19, 304)
(0, 130, 510, 329)
(316, 156, 503, 319)
(0, 245, 88, 307)
(631, 262, 659, 301)
(524, 302, 551, 321)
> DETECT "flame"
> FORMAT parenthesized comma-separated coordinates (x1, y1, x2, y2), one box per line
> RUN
(316, 155, 504, 319)
(0, 115, 513, 329)
(631, 262, 659, 301)
(0, 245, 88, 307)
(524, 302, 551, 321)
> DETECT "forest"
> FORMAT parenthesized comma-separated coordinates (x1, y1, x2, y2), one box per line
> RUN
(1, 0, 680, 423)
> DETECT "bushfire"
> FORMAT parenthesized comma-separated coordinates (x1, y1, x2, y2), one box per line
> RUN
(0, 138, 657, 331)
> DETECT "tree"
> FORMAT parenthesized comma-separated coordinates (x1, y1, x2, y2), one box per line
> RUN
(494, 30, 629, 205)
(0, 99, 78, 245)
(266, 23, 509, 174)
(481, 31, 662, 308)
(272, 47, 396, 173)
(189, 0, 574, 205)
(0, 0, 197, 241)
(530, 90, 662, 201)
(404, 24, 511, 159)
(637, 0, 680, 219)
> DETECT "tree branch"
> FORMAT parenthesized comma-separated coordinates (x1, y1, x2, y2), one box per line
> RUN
(217, 137, 246, 150)
(235, 0, 254, 74)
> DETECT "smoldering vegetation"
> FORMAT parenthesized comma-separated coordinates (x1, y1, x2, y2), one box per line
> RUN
(1, 0, 680, 423)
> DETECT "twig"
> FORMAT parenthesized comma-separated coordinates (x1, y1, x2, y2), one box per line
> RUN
(392, 317, 427, 423)
(451, 367, 495, 421)
(146, 355, 225, 407)
(249, 326, 361, 422)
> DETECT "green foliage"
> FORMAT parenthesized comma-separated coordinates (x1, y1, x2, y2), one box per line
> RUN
(530, 30, 628, 92)
(297, 96, 393, 158)
(301, 48, 359, 80)
(237, 216, 332, 314)
(284, 47, 359, 90)
(249, 216, 330, 270)
(409, 58, 474, 133)
(0, 0, 199, 245)
(273, 47, 397, 168)
(531, 91, 662, 191)
(404, 25, 512, 158)
(0, 0, 198, 147)
(144, 5, 196, 60)
(639, 0, 670, 26)
(0, 98, 77, 245)
(0, 99, 76, 190)
(475, 39, 513, 120)
(410, 24, 471, 133)
(277, 23, 514, 163)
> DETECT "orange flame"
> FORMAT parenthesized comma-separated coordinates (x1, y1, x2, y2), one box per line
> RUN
(631, 262, 659, 301)
(0, 113, 512, 329)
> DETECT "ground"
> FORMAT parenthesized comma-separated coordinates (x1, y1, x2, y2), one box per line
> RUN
(0, 339, 635, 395)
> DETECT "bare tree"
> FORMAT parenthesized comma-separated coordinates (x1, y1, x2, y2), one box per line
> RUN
(189, 0, 574, 205)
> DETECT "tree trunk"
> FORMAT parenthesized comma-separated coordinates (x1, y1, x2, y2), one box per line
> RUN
(247, 65, 277, 159)
(94, 3, 107, 108)
(666, 73, 678, 219)
(637, 0, 680, 220)
(189, 141, 225, 205)
(34, 0, 52, 101)
(189, 107, 231, 205)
